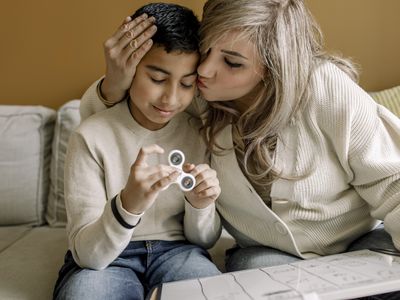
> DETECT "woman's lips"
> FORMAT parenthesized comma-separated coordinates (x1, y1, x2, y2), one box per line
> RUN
(197, 78, 207, 89)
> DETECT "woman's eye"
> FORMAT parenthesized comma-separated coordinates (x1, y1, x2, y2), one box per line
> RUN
(224, 58, 242, 68)
(151, 78, 165, 84)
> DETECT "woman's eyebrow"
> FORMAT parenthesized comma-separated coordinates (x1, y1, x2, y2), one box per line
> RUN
(146, 65, 197, 77)
(221, 49, 248, 60)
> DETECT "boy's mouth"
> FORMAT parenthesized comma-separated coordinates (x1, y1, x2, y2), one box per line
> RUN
(153, 105, 175, 117)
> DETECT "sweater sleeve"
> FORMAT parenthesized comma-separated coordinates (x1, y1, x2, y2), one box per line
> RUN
(79, 78, 109, 121)
(183, 201, 222, 249)
(349, 104, 400, 251)
(64, 131, 136, 270)
(314, 63, 400, 251)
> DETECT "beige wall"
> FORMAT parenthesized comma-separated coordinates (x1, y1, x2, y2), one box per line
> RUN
(0, 0, 399, 109)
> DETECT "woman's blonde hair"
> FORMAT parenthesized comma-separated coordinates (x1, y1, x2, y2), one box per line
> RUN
(200, 0, 358, 185)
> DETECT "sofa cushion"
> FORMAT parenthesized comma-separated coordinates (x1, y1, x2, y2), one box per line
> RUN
(0, 226, 32, 253)
(46, 100, 81, 227)
(0, 105, 55, 226)
(0, 226, 67, 300)
(370, 85, 400, 117)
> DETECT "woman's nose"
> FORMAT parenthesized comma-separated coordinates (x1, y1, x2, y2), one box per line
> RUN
(197, 55, 215, 79)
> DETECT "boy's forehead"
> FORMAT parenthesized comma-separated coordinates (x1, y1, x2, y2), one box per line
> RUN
(141, 46, 199, 75)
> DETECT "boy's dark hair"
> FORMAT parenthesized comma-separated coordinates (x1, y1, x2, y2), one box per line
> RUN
(131, 3, 200, 53)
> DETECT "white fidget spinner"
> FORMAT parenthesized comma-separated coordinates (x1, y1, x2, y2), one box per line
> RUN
(165, 149, 196, 192)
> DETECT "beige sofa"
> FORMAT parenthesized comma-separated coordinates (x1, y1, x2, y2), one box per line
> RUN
(0, 85, 398, 300)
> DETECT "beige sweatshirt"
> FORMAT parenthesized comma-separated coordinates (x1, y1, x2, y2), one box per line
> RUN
(65, 101, 221, 270)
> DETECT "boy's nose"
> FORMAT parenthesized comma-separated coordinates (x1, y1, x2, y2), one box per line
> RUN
(161, 86, 178, 105)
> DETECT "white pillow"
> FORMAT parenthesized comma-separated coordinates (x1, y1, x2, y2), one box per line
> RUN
(46, 100, 81, 227)
(0, 105, 56, 225)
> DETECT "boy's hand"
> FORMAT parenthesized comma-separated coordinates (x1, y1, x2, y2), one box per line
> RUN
(101, 14, 157, 103)
(184, 164, 221, 209)
(121, 145, 179, 214)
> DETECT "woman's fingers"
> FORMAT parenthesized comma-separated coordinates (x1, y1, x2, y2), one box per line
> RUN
(123, 26, 156, 66)
(118, 16, 156, 53)
(105, 14, 148, 48)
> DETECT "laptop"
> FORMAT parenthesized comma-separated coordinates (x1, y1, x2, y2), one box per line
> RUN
(159, 249, 400, 300)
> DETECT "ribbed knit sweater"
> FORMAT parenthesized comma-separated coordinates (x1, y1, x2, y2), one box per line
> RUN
(80, 62, 400, 258)
(65, 101, 220, 270)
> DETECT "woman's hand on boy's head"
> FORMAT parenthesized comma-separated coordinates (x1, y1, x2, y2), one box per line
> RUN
(183, 164, 221, 209)
(101, 14, 157, 103)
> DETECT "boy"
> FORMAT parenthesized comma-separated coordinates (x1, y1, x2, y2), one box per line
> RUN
(53, 3, 221, 299)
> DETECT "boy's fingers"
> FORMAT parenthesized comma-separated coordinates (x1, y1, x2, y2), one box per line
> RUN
(182, 163, 195, 173)
(134, 144, 164, 167)
(189, 164, 209, 177)
(150, 171, 180, 192)
(194, 185, 221, 199)
(140, 165, 178, 179)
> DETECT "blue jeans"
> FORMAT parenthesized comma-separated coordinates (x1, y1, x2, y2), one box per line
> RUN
(53, 240, 220, 300)
(225, 223, 394, 272)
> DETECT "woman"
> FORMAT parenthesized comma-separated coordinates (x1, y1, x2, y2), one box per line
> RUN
(80, 0, 400, 273)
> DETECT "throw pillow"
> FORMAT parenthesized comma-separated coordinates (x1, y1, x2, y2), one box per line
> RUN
(370, 85, 400, 117)
(46, 100, 81, 227)
(0, 105, 56, 225)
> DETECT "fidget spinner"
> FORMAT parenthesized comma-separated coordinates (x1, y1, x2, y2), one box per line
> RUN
(166, 149, 196, 192)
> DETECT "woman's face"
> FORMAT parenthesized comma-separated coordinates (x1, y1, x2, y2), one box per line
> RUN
(197, 31, 264, 106)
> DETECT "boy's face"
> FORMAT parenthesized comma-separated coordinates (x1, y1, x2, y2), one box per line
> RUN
(129, 46, 199, 130)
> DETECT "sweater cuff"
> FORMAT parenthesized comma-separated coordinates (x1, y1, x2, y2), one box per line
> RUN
(97, 78, 129, 107)
(184, 199, 215, 217)
(111, 194, 143, 229)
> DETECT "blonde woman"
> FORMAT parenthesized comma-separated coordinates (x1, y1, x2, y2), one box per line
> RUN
(80, 0, 400, 273)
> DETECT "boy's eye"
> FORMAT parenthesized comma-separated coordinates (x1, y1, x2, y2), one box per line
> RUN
(181, 82, 194, 89)
(224, 58, 242, 68)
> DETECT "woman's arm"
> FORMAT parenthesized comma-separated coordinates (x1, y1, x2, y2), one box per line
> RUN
(80, 14, 156, 121)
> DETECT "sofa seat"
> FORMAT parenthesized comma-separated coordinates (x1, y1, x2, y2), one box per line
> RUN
(0, 227, 67, 300)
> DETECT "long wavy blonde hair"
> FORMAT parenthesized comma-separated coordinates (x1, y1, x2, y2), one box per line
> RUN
(200, 0, 358, 185)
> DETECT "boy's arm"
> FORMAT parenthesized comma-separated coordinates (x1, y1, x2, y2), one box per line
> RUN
(65, 131, 140, 270)
(184, 201, 222, 249)
(182, 163, 222, 248)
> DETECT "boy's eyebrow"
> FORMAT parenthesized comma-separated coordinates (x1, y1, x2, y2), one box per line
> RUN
(146, 65, 197, 77)
(221, 50, 248, 60)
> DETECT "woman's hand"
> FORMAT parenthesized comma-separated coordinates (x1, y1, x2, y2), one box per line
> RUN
(101, 14, 157, 104)
(184, 164, 221, 209)
(121, 145, 179, 214)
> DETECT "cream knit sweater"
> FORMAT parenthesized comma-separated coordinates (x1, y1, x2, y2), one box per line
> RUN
(65, 101, 220, 270)
(80, 62, 400, 258)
